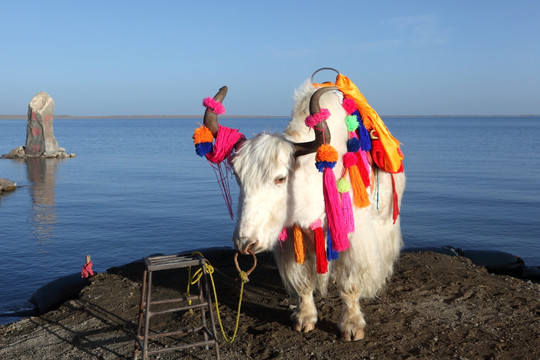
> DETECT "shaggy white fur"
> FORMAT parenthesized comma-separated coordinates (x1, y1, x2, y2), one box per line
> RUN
(231, 79, 405, 340)
(232, 133, 295, 254)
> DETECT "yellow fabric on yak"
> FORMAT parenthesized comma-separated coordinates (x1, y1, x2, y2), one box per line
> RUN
(316, 74, 403, 173)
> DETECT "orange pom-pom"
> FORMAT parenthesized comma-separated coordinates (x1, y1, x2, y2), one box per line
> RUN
(193, 126, 214, 145)
(315, 144, 338, 163)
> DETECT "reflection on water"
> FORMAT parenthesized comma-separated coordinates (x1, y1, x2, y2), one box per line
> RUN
(24, 158, 63, 246)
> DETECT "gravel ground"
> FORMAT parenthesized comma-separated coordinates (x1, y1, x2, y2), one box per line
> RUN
(1, 250, 538, 359)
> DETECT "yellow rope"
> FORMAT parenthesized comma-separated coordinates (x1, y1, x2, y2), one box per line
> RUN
(186, 252, 248, 344)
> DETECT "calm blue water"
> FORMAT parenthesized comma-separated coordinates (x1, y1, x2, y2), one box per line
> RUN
(1, 116, 539, 324)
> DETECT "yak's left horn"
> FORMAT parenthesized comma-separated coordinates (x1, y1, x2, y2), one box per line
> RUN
(293, 86, 338, 157)
(203, 86, 228, 138)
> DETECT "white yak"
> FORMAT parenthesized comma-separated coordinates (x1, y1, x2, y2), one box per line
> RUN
(200, 70, 405, 341)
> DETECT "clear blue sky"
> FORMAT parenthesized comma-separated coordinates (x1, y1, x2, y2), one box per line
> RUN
(2, 0, 539, 116)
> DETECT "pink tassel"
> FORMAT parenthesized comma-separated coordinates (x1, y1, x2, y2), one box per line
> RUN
(356, 151, 372, 188)
(322, 168, 349, 252)
(341, 191, 355, 233)
(278, 227, 288, 241)
(358, 150, 371, 172)
(278, 227, 288, 252)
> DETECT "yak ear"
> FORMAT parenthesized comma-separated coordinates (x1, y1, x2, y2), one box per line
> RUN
(203, 86, 228, 138)
(292, 86, 338, 157)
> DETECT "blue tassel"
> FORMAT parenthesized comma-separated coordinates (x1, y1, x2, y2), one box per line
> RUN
(327, 229, 340, 261)
(354, 111, 372, 151)
(315, 161, 337, 172)
(195, 142, 213, 156)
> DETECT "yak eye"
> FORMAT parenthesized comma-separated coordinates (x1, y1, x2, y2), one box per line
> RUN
(274, 176, 287, 185)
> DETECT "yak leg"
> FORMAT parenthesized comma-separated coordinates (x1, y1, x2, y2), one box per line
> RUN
(292, 290, 317, 332)
(273, 232, 321, 333)
(338, 286, 365, 341)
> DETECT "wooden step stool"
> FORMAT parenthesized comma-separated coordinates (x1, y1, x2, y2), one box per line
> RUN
(134, 254, 220, 359)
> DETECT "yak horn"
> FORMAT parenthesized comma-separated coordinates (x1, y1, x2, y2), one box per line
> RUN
(294, 86, 338, 157)
(203, 86, 228, 138)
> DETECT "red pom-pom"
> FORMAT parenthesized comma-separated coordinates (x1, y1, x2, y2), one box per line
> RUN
(342, 152, 357, 168)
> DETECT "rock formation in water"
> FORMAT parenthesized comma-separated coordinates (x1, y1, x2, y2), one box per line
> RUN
(0, 178, 17, 193)
(25, 91, 59, 156)
(1, 92, 76, 159)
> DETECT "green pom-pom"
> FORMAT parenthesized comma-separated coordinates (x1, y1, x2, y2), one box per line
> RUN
(337, 178, 351, 193)
(345, 115, 359, 132)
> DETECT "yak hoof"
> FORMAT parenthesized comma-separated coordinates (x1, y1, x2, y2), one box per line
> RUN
(341, 327, 365, 341)
(294, 321, 316, 333)
(292, 308, 317, 333)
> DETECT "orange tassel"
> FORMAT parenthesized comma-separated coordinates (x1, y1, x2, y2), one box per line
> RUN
(348, 165, 370, 208)
(293, 225, 305, 264)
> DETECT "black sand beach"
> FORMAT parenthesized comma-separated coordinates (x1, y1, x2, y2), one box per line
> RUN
(1, 250, 539, 359)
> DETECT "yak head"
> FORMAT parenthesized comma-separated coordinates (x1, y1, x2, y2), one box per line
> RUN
(202, 80, 345, 254)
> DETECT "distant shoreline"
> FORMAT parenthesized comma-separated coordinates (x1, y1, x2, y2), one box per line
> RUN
(1, 114, 539, 120)
(0, 115, 289, 120)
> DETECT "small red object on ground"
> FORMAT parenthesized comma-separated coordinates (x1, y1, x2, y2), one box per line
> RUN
(81, 255, 94, 278)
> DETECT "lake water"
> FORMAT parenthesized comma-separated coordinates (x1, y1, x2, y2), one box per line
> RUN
(1, 116, 539, 325)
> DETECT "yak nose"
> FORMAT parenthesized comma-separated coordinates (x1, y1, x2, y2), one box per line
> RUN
(235, 238, 257, 254)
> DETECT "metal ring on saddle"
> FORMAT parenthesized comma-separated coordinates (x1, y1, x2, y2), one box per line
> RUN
(234, 249, 257, 282)
(311, 67, 340, 84)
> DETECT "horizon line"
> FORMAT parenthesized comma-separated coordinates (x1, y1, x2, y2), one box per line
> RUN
(1, 114, 539, 120)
